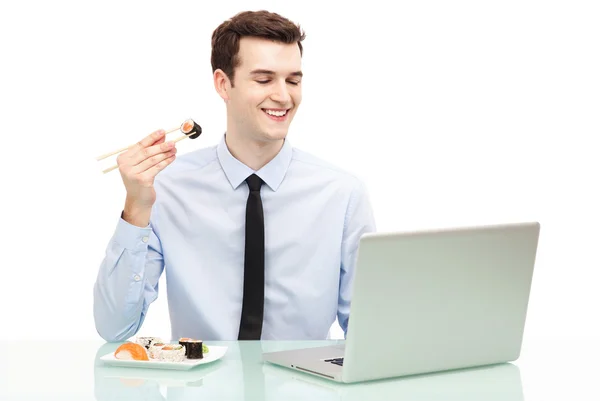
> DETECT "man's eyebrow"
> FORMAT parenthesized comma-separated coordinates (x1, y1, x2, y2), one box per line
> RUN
(249, 69, 303, 77)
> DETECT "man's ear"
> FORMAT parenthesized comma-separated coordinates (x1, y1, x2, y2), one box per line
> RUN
(214, 69, 231, 101)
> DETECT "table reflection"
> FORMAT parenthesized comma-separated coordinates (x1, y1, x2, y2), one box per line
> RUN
(94, 341, 524, 401)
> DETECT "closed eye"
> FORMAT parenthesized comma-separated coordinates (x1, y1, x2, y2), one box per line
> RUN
(256, 80, 301, 85)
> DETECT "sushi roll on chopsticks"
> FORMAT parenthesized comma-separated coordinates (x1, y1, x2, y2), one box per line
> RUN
(165, 118, 202, 145)
(180, 119, 202, 139)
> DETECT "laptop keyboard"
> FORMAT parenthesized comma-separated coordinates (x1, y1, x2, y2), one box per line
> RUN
(324, 358, 344, 366)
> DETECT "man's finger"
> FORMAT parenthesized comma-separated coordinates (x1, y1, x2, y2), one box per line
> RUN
(138, 153, 177, 178)
(134, 149, 177, 175)
(129, 141, 175, 166)
(151, 136, 167, 146)
(132, 129, 166, 152)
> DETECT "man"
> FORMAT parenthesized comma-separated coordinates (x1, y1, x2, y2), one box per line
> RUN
(93, 10, 376, 342)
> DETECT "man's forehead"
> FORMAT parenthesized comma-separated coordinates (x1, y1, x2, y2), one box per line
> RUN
(237, 37, 301, 73)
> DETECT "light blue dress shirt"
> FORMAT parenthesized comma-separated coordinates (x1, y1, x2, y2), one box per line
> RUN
(93, 134, 376, 342)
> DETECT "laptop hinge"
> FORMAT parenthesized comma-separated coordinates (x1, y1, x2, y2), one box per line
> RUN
(294, 366, 336, 379)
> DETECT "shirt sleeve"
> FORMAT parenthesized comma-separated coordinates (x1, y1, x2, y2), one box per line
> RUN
(338, 178, 377, 337)
(93, 212, 165, 342)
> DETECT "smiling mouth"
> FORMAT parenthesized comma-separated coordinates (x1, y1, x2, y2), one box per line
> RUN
(262, 108, 289, 116)
(262, 108, 290, 121)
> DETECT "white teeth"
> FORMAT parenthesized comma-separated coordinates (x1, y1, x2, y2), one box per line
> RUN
(264, 109, 287, 117)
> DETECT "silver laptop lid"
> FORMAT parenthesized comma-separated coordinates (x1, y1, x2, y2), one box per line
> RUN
(342, 222, 540, 383)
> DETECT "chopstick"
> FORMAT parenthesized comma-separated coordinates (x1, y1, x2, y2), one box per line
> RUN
(101, 131, 196, 174)
(96, 126, 181, 161)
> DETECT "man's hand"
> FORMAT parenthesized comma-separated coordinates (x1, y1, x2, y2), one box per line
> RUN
(117, 129, 177, 227)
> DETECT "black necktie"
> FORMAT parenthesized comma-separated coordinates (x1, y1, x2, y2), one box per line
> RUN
(238, 174, 265, 340)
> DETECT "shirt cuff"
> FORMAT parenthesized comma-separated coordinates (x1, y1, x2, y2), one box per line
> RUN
(112, 215, 153, 251)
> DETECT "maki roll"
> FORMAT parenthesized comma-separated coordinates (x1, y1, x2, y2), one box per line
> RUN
(179, 338, 204, 359)
(157, 344, 186, 362)
(149, 342, 167, 359)
(180, 119, 202, 139)
(135, 336, 163, 350)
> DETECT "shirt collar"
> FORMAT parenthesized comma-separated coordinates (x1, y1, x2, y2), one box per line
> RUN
(217, 133, 293, 192)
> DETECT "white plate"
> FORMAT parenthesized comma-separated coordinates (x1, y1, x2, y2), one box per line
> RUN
(100, 345, 228, 370)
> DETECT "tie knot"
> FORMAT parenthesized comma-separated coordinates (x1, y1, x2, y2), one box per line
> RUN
(246, 174, 263, 191)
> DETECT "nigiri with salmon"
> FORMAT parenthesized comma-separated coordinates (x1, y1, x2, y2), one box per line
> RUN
(114, 342, 150, 361)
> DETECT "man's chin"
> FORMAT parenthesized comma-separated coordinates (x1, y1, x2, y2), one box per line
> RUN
(260, 130, 288, 142)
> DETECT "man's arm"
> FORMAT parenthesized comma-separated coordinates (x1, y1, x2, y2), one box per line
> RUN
(93, 129, 175, 342)
(338, 178, 377, 337)
(93, 215, 164, 342)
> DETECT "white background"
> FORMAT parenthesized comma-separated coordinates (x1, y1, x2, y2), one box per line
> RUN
(0, 0, 598, 345)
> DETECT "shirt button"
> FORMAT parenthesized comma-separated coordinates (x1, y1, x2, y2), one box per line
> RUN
(134, 275, 141, 282)
(142, 236, 149, 243)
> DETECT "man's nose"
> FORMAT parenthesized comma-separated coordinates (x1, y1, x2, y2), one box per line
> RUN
(270, 80, 292, 104)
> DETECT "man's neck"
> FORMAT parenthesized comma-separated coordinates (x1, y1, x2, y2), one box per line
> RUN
(225, 131, 284, 171)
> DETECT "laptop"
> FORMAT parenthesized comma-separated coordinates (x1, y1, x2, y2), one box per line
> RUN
(262, 221, 540, 383)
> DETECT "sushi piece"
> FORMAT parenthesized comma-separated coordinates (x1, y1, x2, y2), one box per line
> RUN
(149, 342, 167, 359)
(157, 344, 186, 362)
(180, 119, 202, 139)
(135, 336, 163, 350)
(179, 338, 204, 359)
(114, 342, 149, 361)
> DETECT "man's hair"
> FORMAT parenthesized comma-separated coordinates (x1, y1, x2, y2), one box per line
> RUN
(211, 10, 306, 87)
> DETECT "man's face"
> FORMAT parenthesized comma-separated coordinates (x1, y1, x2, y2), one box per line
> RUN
(225, 37, 302, 143)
